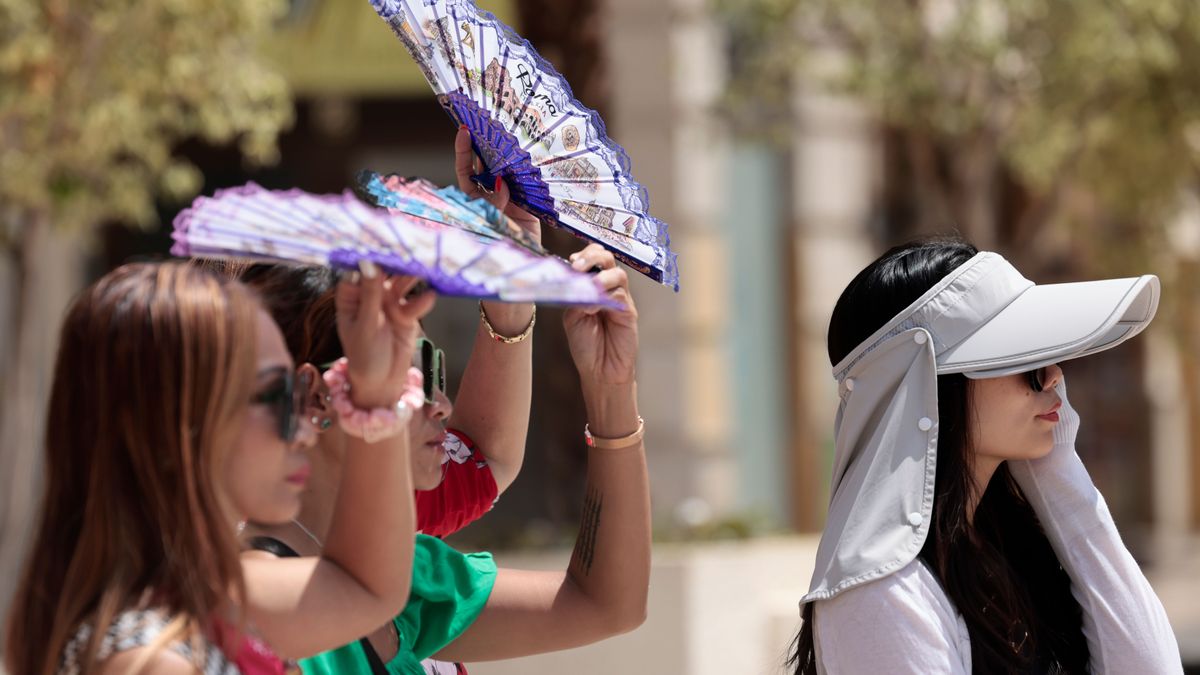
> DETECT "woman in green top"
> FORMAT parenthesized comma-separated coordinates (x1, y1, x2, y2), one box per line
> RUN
(233, 129, 650, 674)
(237, 245, 646, 674)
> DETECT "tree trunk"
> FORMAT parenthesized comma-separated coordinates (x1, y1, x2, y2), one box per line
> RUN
(953, 133, 999, 251)
(1179, 259, 1200, 532)
(0, 209, 86, 652)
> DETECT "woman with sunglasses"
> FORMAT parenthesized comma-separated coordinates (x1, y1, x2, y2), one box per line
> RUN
(227, 237, 648, 675)
(6, 262, 434, 674)
(787, 239, 1180, 674)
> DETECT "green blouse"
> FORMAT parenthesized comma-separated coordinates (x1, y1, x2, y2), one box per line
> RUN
(300, 535, 497, 675)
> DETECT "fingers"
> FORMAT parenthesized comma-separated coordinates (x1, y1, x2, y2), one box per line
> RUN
(334, 261, 381, 323)
(569, 244, 617, 273)
(492, 175, 512, 211)
(594, 266, 629, 294)
(382, 277, 437, 329)
(384, 275, 423, 299)
(354, 260, 384, 321)
(578, 266, 634, 317)
(455, 126, 482, 197)
(453, 124, 496, 200)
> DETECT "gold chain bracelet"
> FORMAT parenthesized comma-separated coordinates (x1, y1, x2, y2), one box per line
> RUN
(479, 302, 536, 344)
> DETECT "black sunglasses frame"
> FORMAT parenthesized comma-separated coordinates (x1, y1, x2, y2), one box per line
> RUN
(1026, 367, 1047, 393)
(417, 337, 447, 406)
(252, 368, 313, 442)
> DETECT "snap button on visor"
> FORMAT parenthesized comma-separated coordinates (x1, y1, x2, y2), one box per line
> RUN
(908, 512, 924, 527)
(918, 417, 933, 431)
(913, 332, 928, 345)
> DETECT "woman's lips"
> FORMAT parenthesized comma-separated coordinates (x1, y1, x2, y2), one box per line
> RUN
(286, 464, 311, 486)
(1036, 401, 1062, 422)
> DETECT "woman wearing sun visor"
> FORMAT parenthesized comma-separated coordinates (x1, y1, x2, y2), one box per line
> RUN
(788, 239, 1181, 674)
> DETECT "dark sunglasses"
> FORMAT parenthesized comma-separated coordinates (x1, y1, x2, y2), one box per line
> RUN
(1026, 367, 1048, 393)
(416, 337, 447, 406)
(252, 367, 314, 443)
(315, 337, 447, 407)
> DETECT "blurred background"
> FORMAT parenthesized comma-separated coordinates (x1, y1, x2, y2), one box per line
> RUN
(2, 0, 1199, 672)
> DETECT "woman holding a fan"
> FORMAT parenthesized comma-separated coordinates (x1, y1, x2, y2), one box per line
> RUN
(6, 262, 433, 674)
(228, 129, 651, 675)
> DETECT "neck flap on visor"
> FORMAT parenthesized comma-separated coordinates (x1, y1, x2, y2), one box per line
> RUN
(802, 252, 1031, 603)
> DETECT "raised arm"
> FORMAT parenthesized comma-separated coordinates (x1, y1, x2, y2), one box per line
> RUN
(434, 245, 651, 661)
(446, 125, 544, 493)
(241, 271, 436, 659)
(1008, 379, 1183, 674)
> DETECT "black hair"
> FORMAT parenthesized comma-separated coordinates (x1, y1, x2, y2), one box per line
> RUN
(788, 237, 1089, 674)
(195, 260, 344, 367)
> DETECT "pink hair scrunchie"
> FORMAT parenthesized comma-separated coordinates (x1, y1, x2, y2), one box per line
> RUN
(322, 359, 424, 443)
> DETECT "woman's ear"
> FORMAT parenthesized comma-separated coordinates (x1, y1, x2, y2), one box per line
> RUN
(298, 363, 333, 431)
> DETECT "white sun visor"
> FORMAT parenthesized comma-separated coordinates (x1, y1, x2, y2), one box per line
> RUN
(803, 251, 1160, 604)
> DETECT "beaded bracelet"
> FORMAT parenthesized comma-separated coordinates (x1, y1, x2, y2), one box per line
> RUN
(479, 302, 536, 344)
(322, 359, 424, 443)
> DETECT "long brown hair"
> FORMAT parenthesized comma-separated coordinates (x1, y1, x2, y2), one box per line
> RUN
(6, 262, 260, 675)
(789, 240, 1088, 674)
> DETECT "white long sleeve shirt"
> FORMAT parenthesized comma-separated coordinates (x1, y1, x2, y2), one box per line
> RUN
(813, 404, 1182, 674)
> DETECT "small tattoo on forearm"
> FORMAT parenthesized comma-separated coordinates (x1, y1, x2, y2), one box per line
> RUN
(574, 487, 603, 575)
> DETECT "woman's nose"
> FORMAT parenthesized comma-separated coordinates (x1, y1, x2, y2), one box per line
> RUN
(427, 389, 453, 421)
(1042, 363, 1064, 391)
(293, 415, 318, 449)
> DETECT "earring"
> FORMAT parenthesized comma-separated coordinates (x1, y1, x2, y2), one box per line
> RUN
(324, 394, 332, 403)
(311, 416, 321, 425)
(320, 418, 333, 430)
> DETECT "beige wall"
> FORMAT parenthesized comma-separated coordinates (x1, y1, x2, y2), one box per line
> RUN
(470, 538, 820, 675)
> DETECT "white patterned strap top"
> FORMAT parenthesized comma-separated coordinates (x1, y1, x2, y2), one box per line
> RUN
(59, 608, 239, 675)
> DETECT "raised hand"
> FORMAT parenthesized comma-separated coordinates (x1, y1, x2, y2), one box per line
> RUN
(563, 244, 639, 396)
(454, 125, 543, 245)
(335, 263, 436, 409)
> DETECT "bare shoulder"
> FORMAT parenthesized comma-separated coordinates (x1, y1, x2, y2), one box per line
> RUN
(95, 646, 200, 675)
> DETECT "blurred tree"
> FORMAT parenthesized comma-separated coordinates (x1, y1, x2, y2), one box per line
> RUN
(718, 0, 1200, 256)
(0, 0, 292, 646)
(716, 0, 1200, 530)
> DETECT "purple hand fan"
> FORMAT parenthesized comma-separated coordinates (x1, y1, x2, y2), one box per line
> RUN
(368, 0, 680, 291)
(171, 183, 621, 308)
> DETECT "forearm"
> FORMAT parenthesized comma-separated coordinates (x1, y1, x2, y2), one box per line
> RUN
(1009, 444, 1182, 673)
(566, 381, 650, 631)
(244, 433, 417, 658)
(322, 433, 416, 609)
(447, 301, 534, 492)
(433, 383, 649, 663)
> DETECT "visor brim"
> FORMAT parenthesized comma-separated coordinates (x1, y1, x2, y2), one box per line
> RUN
(937, 275, 1159, 378)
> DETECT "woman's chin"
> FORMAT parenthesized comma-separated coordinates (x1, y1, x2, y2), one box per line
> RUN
(414, 469, 445, 491)
(246, 497, 303, 525)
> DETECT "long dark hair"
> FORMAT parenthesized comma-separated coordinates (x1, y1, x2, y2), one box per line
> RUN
(788, 238, 1089, 674)
(196, 260, 344, 366)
